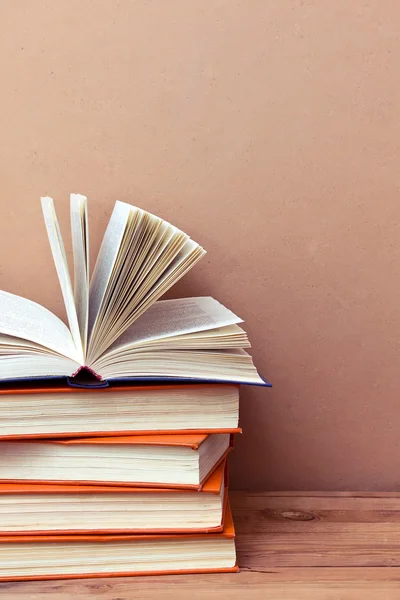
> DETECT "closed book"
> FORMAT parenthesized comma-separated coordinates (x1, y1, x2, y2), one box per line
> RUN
(0, 502, 237, 581)
(0, 383, 241, 438)
(0, 433, 233, 489)
(0, 460, 227, 535)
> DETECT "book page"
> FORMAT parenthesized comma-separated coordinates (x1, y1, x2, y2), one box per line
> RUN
(0, 291, 79, 361)
(105, 297, 244, 351)
(86, 202, 205, 363)
(41, 197, 84, 364)
(88, 200, 131, 338)
(131, 239, 205, 316)
(0, 355, 80, 380)
(92, 239, 205, 357)
(101, 324, 250, 352)
(70, 194, 89, 354)
(96, 347, 265, 384)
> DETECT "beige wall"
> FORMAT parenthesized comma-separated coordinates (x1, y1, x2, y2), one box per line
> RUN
(0, 1, 399, 490)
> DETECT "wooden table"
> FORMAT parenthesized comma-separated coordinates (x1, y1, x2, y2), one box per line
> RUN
(3, 491, 400, 599)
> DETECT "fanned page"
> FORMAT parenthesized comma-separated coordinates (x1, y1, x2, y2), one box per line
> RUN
(70, 194, 89, 354)
(87, 202, 205, 363)
(87, 200, 131, 342)
(41, 198, 84, 364)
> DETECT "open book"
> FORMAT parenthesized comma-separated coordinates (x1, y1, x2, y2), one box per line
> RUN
(0, 195, 265, 385)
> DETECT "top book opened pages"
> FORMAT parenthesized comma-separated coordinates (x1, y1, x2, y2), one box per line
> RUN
(0, 195, 265, 384)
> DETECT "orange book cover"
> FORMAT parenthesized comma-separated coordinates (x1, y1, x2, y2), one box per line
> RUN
(0, 502, 238, 581)
(0, 460, 228, 535)
(0, 383, 241, 439)
(0, 433, 235, 490)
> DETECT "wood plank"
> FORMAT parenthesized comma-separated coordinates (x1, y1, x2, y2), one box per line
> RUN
(236, 532, 400, 567)
(230, 492, 400, 510)
(234, 507, 400, 524)
(233, 508, 400, 532)
(237, 521, 400, 533)
(235, 491, 400, 498)
(2, 574, 400, 600)
(231, 491, 400, 536)
(242, 567, 400, 581)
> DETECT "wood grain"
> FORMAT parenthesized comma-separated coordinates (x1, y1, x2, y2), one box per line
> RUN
(3, 492, 400, 599)
(3, 576, 400, 600)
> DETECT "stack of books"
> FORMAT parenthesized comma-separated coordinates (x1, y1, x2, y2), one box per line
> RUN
(0, 195, 269, 581)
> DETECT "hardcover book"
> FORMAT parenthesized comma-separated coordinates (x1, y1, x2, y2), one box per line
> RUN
(0, 383, 241, 438)
(0, 433, 232, 488)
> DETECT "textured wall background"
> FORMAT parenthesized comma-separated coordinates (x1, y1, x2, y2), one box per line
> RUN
(1, 1, 399, 489)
